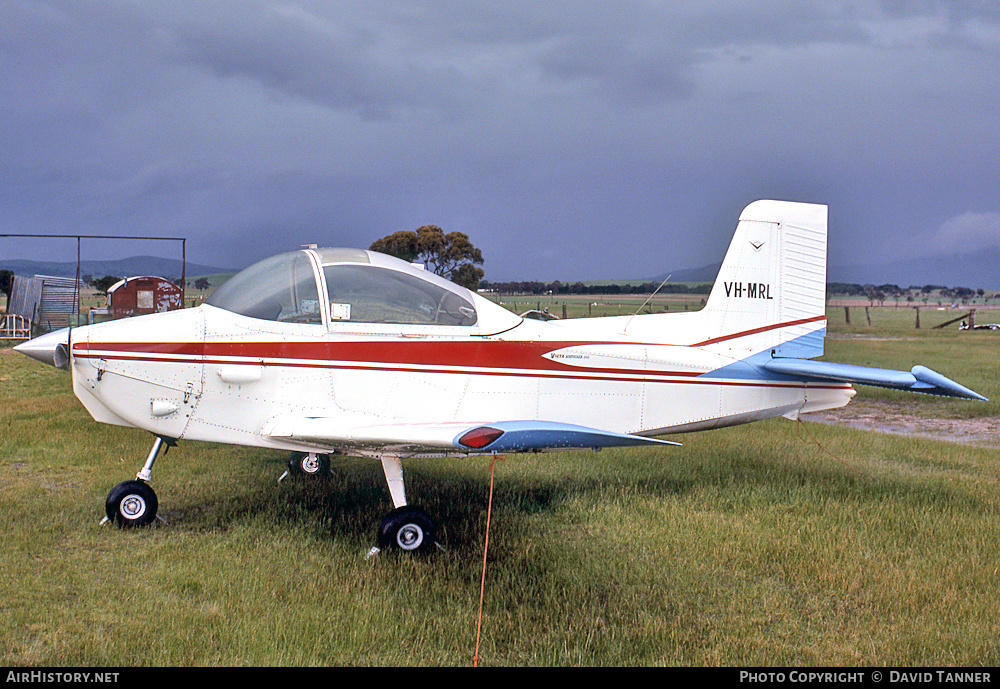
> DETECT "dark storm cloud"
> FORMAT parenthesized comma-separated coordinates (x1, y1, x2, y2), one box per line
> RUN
(162, 3, 466, 120)
(2, 1, 999, 283)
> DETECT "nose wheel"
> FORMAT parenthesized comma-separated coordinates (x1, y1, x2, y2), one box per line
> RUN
(103, 435, 171, 528)
(105, 479, 158, 527)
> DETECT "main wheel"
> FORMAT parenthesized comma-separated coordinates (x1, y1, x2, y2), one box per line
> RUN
(377, 506, 436, 553)
(105, 480, 158, 528)
(288, 452, 330, 476)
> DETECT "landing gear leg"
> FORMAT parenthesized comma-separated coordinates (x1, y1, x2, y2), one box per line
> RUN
(137, 436, 166, 482)
(104, 436, 172, 528)
(372, 456, 436, 554)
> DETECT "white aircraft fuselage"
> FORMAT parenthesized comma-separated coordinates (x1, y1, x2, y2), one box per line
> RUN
(66, 291, 852, 455)
(15, 200, 984, 549)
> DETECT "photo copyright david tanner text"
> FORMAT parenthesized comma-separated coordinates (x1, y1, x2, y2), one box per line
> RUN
(6, 673, 120, 684)
(740, 671, 992, 684)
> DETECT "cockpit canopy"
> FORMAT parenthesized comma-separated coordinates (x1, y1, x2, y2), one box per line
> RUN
(207, 248, 480, 328)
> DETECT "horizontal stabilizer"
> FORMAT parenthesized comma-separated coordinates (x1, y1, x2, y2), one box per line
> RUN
(763, 358, 987, 401)
(263, 416, 680, 455)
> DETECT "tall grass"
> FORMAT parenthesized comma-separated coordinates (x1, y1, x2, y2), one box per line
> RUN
(2, 324, 999, 666)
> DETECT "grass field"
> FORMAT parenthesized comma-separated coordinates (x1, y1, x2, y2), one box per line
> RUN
(1, 304, 999, 666)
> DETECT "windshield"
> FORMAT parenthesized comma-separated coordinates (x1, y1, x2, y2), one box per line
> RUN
(207, 251, 322, 324)
(324, 264, 477, 326)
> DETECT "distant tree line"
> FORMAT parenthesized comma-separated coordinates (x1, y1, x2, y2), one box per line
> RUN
(482, 280, 994, 301)
(828, 282, 989, 304)
(479, 280, 713, 296)
(828, 282, 983, 296)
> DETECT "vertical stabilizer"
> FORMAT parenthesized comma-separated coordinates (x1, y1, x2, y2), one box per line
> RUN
(702, 200, 827, 358)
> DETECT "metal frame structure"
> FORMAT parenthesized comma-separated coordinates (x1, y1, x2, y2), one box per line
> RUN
(1, 234, 187, 323)
(0, 314, 31, 339)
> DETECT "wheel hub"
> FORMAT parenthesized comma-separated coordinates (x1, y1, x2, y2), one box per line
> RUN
(396, 523, 424, 550)
(121, 495, 147, 520)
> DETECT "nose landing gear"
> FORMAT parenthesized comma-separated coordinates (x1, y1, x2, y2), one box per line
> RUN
(103, 436, 173, 528)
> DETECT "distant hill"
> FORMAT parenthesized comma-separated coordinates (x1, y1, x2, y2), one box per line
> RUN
(828, 249, 1000, 290)
(656, 247, 1000, 291)
(649, 263, 722, 284)
(1, 256, 235, 281)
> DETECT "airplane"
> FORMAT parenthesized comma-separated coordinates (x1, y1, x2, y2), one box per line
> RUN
(15, 200, 987, 553)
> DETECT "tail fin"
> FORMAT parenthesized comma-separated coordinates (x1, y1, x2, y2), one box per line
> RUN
(701, 200, 828, 358)
(693, 200, 986, 402)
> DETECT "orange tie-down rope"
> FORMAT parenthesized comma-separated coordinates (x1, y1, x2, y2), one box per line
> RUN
(474, 453, 504, 667)
(795, 417, 870, 479)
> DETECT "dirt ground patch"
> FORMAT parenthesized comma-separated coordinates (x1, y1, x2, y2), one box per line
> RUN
(805, 399, 1000, 448)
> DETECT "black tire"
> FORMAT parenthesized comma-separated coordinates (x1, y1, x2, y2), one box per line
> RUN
(105, 480, 158, 528)
(288, 452, 330, 476)
(377, 506, 436, 553)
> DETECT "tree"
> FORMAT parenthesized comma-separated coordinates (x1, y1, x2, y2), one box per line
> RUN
(194, 277, 211, 290)
(370, 225, 485, 289)
(368, 230, 420, 263)
(0, 270, 13, 312)
(91, 275, 121, 295)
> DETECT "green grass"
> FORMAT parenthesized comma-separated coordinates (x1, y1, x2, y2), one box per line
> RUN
(2, 307, 1000, 666)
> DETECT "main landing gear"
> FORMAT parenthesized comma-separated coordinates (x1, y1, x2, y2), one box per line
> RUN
(285, 452, 437, 555)
(104, 436, 171, 527)
(372, 456, 436, 554)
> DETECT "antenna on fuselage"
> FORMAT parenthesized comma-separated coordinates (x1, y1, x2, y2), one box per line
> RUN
(621, 274, 670, 335)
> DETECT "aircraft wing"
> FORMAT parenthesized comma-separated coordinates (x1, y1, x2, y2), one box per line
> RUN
(763, 358, 988, 401)
(262, 417, 681, 455)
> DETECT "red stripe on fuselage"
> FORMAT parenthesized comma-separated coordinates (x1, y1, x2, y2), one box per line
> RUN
(71, 314, 827, 362)
(71, 318, 848, 391)
(690, 315, 827, 347)
(74, 339, 699, 378)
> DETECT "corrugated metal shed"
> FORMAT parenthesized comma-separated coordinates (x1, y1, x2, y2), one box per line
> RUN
(8, 275, 81, 332)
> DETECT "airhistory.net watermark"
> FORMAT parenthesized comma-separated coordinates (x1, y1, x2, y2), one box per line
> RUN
(6, 672, 119, 684)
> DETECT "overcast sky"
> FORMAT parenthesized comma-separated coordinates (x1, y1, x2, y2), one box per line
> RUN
(3, 1, 999, 282)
